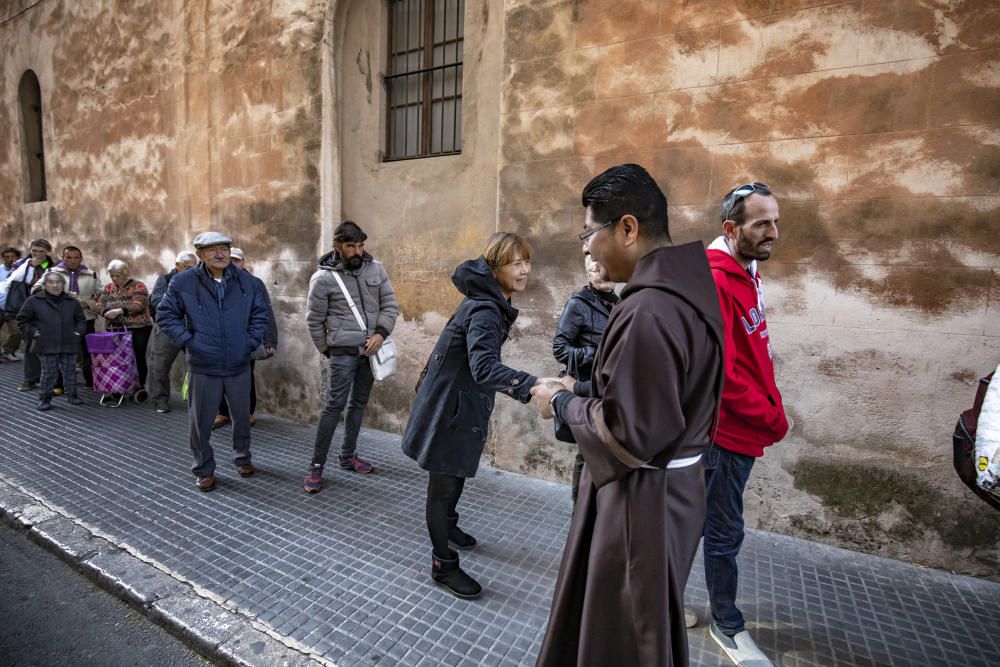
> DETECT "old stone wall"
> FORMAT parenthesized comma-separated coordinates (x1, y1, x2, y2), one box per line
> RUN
(499, 0, 1000, 577)
(0, 0, 329, 415)
(2, 0, 998, 576)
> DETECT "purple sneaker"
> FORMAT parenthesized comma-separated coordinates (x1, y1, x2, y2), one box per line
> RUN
(304, 464, 324, 493)
(339, 456, 374, 474)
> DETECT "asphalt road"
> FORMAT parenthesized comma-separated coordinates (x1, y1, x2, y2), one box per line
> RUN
(0, 522, 211, 666)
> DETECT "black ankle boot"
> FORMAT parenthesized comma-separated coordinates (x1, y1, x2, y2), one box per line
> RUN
(448, 525, 478, 550)
(431, 550, 482, 599)
(447, 514, 477, 550)
(37, 397, 52, 411)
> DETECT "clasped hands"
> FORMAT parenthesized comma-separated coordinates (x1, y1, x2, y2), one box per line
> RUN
(530, 375, 576, 419)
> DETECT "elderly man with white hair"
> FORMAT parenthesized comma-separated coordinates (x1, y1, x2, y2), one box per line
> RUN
(157, 232, 270, 492)
(148, 250, 199, 413)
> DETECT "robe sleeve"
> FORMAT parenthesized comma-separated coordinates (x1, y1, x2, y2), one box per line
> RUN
(561, 308, 690, 488)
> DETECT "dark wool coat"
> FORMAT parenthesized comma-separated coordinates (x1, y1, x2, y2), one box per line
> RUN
(401, 257, 537, 478)
(156, 263, 270, 377)
(536, 242, 725, 667)
(552, 285, 618, 381)
(16, 291, 86, 355)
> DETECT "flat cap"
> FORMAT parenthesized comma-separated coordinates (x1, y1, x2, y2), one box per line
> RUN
(192, 231, 233, 248)
(230, 247, 245, 260)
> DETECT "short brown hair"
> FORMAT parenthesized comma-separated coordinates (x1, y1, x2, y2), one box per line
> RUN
(483, 232, 532, 268)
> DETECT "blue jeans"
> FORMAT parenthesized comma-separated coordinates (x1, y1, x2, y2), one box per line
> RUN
(311, 353, 374, 466)
(703, 442, 756, 635)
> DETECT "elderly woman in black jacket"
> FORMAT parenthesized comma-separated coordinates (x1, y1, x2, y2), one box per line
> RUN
(402, 232, 547, 599)
(17, 272, 86, 410)
(552, 255, 619, 502)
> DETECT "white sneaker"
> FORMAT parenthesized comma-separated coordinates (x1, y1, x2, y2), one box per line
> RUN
(709, 622, 773, 667)
(2, 351, 19, 362)
(684, 607, 698, 628)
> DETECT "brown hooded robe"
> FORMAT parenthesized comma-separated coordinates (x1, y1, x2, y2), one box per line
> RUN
(536, 242, 724, 667)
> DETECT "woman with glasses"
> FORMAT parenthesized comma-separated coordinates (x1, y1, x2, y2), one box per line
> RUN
(402, 232, 547, 599)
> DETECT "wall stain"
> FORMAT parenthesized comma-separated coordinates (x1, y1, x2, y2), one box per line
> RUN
(793, 458, 1000, 552)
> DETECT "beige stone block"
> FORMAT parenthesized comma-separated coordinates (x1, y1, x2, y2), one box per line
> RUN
(658, 59, 935, 147)
(660, 0, 771, 33)
(845, 127, 1000, 199)
(718, 2, 862, 83)
(503, 49, 598, 112)
(498, 156, 596, 213)
(858, 0, 1000, 65)
(505, 0, 576, 63)
(710, 137, 851, 201)
(929, 51, 1000, 128)
(576, 0, 661, 48)
(574, 95, 657, 156)
(667, 204, 718, 244)
(591, 148, 715, 207)
(596, 27, 720, 98)
(501, 107, 576, 163)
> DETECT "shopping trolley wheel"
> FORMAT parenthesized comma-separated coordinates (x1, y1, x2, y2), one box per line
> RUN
(100, 393, 126, 408)
(133, 389, 149, 404)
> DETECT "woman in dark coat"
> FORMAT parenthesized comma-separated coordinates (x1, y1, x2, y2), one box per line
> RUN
(552, 255, 619, 503)
(17, 272, 86, 410)
(402, 232, 540, 599)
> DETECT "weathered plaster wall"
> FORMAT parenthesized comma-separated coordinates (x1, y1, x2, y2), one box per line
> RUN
(0, 0, 329, 417)
(498, 0, 1000, 577)
(331, 0, 525, 444)
(2, 0, 998, 576)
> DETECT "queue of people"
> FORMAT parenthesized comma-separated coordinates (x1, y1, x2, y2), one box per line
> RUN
(0, 163, 792, 666)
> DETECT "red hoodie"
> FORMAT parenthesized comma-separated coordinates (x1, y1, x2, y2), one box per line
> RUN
(707, 239, 788, 457)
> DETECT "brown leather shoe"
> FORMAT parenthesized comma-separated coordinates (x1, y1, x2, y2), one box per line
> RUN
(249, 415, 256, 426)
(212, 415, 231, 429)
(236, 463, 255, 477)
(196, 475, 216, 491)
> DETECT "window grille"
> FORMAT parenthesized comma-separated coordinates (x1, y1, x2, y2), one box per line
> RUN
(18, 70, 46, 202)
(385, 0, 464, 160)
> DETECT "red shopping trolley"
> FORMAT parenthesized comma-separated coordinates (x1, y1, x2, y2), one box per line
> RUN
(86, 330, 142, 407)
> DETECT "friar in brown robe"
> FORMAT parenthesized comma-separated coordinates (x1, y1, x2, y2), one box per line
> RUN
(532, 164, 724, 667)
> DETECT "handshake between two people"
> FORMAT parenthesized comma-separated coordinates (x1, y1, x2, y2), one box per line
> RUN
(530, 376, 577, 420)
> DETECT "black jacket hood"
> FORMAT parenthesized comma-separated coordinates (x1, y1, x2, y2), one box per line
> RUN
(451, 256, 518, 321)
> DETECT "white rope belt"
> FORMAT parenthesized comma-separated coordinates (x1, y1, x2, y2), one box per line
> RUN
(641, 453, 702, 470)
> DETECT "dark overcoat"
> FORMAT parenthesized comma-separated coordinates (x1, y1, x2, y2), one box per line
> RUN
(401, 257, 536, 478)
(536, 242, 725, 667)
(16, 291, 86, 355)
(552, 285, 618, 381)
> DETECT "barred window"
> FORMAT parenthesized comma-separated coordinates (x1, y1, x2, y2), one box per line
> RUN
(385, 0, 464, 161)
(18, 70, 46, 202)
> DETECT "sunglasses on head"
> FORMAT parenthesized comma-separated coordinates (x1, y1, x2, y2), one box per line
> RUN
(723, 182, 769, 221)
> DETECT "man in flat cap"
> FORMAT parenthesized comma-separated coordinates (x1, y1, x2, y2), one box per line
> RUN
(157, 232, 271, 491)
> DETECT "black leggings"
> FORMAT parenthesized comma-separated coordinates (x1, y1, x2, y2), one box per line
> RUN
(426, 472, 466, 558)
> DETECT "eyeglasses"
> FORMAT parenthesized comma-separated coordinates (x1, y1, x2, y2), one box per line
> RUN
(578, 216, 621, 243)
(723, 182, 769, 221)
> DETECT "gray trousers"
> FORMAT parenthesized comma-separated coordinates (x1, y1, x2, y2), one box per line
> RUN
(311, 353, 374, 466)
(148, 325, 181, 404)
(40, 353, 77, 400)
(188, 368, 252, 477)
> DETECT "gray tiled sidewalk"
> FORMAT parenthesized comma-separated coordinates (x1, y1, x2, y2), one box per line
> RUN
(0, 361, 998, 666)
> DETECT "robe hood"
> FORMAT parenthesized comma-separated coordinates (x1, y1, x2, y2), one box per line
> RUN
(622, 241, 724, 342)
(451, 256, 519, 322)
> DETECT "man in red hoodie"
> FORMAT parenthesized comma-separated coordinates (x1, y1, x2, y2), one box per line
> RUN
(703, 182, 788, 667)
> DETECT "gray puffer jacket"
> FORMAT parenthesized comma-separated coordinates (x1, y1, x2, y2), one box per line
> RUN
(305, 251, 399, 355)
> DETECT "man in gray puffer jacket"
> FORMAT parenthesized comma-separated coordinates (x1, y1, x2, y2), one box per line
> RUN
(303, 221, 399, 492)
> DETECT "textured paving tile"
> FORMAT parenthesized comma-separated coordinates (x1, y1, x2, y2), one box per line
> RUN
(0, 361, 998, 666)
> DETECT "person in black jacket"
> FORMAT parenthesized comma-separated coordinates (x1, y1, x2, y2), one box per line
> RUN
(148, 251, 198, 413)
(16, 272, 86, 410)
(213, 248, 278, 428)
(402, 232, 552, 599)
(551, 255, 619, 503)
